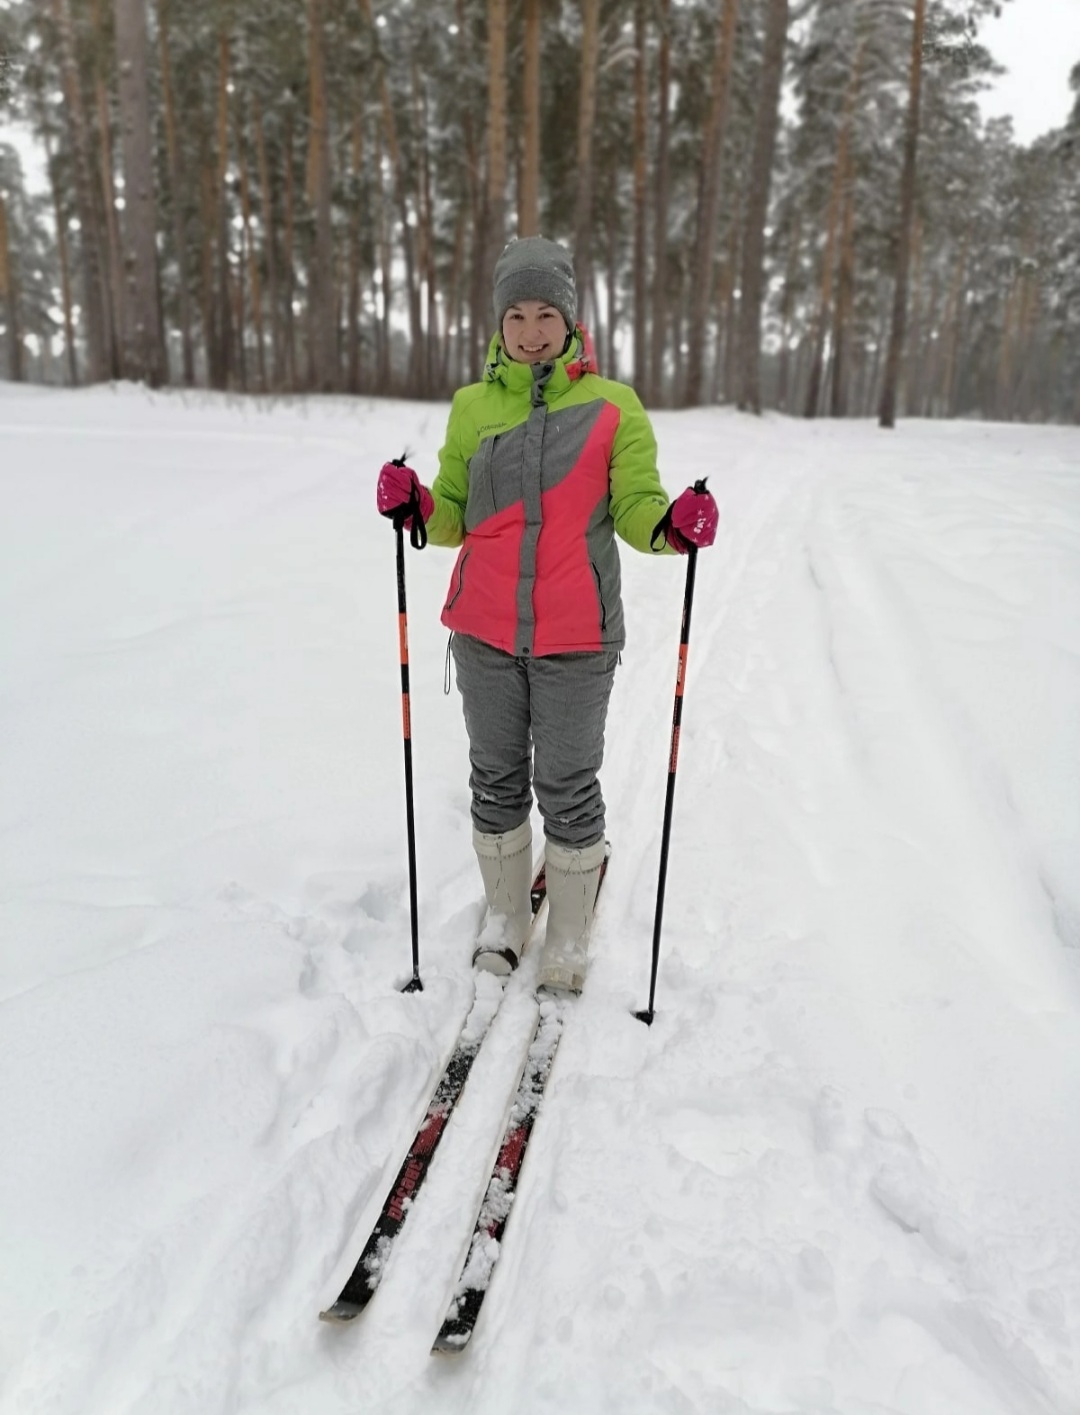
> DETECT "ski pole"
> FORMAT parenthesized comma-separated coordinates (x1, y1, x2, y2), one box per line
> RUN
(383, 456, 428, 993)
(635, 479, 707, 1026)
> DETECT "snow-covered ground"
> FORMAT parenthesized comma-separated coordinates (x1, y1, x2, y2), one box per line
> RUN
(2, 384, 1079, 1415)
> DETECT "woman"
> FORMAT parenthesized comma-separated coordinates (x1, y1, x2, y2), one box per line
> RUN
(377, 236, 717, 993)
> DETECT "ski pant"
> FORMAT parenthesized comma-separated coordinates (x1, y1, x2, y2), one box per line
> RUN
(451, 633, 619, 849)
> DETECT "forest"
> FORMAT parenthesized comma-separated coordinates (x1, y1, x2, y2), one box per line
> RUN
(0, 0, 1078, 423)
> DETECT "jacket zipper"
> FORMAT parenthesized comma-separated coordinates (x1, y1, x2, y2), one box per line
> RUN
(590, 562, 607, 630)
(446, 550, 471, 611)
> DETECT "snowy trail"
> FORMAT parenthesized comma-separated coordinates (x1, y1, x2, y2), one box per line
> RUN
(2, 389, 1079, 1415)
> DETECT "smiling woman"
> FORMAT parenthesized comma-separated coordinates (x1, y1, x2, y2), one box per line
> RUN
(374, 234, 718, 993)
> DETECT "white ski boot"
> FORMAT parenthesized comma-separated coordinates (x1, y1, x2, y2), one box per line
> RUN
(537, 837, 607, 994)
(472, 819, 535, 975)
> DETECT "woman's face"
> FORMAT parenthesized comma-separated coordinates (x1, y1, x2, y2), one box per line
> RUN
(501, 300, 569, 363)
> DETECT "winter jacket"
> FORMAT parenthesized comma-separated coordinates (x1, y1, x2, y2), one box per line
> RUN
(426, 328, 671, 657)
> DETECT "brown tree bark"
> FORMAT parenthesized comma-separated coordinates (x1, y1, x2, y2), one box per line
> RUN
(283, 105, 297, 389)
(519, 0, 541, 238)
(346, 114, 363, 395)
(307, 0, 337, 392)
(736, 0, 789, 413)
(212, 29, 234, 388)
(572, 0, 601, 325)
(237, 118, 266, 391)
(0, 191, 24, 380)
(682, 0, 739, 406)
(114, 0, 166, 385)
(632, 0, 648, 391)
(775, 210, 802, 412)
(484, 0, 509, 310)
(374, 120, 392, 392)
(829, 141, 857, 417)
(253, 97, 282, 388)
(879, 0, 927, 429)
(649, 0, 672, 404)
(39, 119, 79, 384)
(360, 0, 422, 390)
(91, 0, 125, 377)
(158, 0, 194, 385)
(50, 0, 109, 381)
(804, 41, 863, 418)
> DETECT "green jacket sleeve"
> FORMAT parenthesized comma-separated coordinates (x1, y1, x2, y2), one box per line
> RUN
(608, 387, 675, 555)
(426, 392, 469, 547)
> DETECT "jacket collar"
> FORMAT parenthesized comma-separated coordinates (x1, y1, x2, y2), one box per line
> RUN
(483, 325, 596, 400)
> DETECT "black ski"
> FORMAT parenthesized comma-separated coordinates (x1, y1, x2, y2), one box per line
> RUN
(318, 861, 548, 1324)
(431, 999, 563, 1351)
(432, 849, 610, 1352)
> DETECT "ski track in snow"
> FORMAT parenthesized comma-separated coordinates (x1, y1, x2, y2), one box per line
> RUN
(2, 386, 1079, 1415)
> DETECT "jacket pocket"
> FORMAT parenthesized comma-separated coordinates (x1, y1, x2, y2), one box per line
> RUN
(590, 562, 608, 630)
(445, 550, 471, 611)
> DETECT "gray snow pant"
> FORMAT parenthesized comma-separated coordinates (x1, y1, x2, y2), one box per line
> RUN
(451, 633, 619, 849)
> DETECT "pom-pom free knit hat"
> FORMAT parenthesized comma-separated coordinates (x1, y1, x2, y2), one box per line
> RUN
(493, 236, 577, 331)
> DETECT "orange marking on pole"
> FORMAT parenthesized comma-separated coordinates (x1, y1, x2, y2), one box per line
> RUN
(675, 643, 688, 696)
(669, 725, 681, 773)
(399, 613, 408, 664)
(402, 694, 411, 738)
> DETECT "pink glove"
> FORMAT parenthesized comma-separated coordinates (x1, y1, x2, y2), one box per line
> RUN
(376, 461, 434, 527)
(665, 483, 719, 552)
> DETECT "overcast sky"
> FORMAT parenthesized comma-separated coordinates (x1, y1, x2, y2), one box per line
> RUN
(978, 0, 1080, 141)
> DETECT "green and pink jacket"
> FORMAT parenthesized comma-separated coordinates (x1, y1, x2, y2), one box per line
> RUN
(427, 328, 672, 657)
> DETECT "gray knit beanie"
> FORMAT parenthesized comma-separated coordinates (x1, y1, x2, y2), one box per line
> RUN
(493, 236, 577, 331)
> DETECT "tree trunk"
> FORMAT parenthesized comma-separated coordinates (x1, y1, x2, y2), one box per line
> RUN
(40, 121, 79, 384)
(938, 237, 968, 416)
(775, 209, 801, 412)
(682, 0, 739, 406)
(0, 192, 24, 380)
(649, 0, 672, 404)
(282, 105, 297, 390)
(158, 0, 194, 385)
(360, 0, 421, 390)
(253, 98, 281, 388)
(374, 121, 393, 392)
(519, 0, 541, 238)
(213, 29, 233, 388)
(736, 0, 786, 413)
(804, 40, 862, 418)
(454, 0, 486, 370)
(346, 114, 363, 394)
(91, 0, 126, 377)
(50, 0, 109, 381)
(198, 160, 218, 384)
(413, 62, 439, 397)
(606, 201, 618, 375)
(829, 142, 857, 417)
(735, 0, 788, 414)
(879, 0, 927, 429)
(307, 0, 336, 392)
(632, 0, 648, 390)
(114, 0, 165, 385)
(484, 0, 509, 310)
(572, 0, 601, 325)
(237, 118, 266, 391)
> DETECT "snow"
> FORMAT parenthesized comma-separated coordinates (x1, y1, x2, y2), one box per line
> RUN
(2, 383, 1079, 1414)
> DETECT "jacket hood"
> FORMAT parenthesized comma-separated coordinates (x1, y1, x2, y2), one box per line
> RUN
(483, 325, 597, 395)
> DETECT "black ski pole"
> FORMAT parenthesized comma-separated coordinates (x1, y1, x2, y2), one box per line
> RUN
(383, 456, 428, 993)
(635, 479, 707, 1026)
